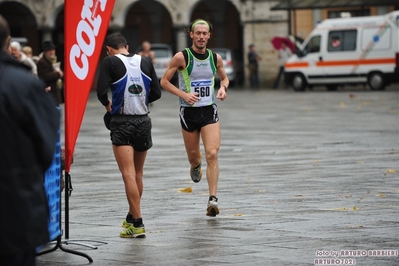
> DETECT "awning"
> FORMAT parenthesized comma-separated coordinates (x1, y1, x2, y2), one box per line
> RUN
(271, 0, 399, 11)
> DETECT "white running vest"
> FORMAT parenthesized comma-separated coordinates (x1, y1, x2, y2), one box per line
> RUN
(111, 54, 150, 115)
(178, 48, 216, 107)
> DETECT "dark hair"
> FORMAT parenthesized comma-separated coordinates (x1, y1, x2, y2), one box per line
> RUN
(186, 18, 213, 35)
(104, 33, 127, 50)
(0, 15, 10, 50)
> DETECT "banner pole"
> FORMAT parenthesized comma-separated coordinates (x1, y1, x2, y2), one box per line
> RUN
(37, 178, 94, 263)
(63, 172, 107, 249)
(65, 172, 70, 239)
(36, 126, 100, 261)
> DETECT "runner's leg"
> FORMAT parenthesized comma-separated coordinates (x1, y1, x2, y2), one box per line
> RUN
(113, 145, 142, 219)
(182, 128, 201, 168)
(200, 122, 221, 196)
(134, 150, 147, 198)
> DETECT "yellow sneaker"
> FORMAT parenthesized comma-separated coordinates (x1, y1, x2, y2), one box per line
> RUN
(120, 225, 146, 238)
(121, 219, 132, 229)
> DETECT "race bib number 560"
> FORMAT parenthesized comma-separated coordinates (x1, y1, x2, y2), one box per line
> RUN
(190, 80, 213, 106)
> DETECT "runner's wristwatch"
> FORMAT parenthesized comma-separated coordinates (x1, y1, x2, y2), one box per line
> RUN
(221, 84, 228, 91)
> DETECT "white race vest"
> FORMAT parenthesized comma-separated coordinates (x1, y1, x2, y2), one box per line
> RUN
(178, 48, 216, 107)
(111, 54, 151, 115)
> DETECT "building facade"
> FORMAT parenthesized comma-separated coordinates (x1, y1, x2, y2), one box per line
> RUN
(0, 0, 396, 87)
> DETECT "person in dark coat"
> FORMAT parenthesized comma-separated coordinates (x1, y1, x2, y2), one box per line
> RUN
(0, 15, 60, 265)
(37, 40, 64, 106)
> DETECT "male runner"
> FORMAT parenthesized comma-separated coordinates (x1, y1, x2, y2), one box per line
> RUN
(97, 33, 161, 237)
(160, 19, 229, 217)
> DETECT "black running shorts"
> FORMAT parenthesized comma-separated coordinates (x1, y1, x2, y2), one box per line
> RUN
(110, 115, 153, 152)
(179, 104, 219, 132)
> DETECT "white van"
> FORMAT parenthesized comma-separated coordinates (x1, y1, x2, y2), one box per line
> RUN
(285, 11, 399, 91)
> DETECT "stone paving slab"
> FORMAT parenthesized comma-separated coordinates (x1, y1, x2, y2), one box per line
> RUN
(36, 87, 399, 266)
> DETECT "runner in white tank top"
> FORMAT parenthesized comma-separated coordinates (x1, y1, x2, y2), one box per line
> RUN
(160, 18, 229, 217)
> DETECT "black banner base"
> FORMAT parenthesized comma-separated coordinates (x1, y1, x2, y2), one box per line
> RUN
(36, 235, 93, 263)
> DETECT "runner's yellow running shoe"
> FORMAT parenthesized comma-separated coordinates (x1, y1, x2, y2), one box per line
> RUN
(120, 225, 146, 238)
(121, 219, 132, 229)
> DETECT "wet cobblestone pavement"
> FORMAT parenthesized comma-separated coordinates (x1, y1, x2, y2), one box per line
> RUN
(37, 87, 399, 266)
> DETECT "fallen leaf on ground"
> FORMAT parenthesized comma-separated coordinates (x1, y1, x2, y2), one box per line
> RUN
(379, 193, 384, 197)
(349, 94, 356, 99)
(387, 169, 397, 173)
(234, 213, 242, 216)
(340, 102, 345, 107)
(332, 207, 348, 211)
(178, 187, 192, 193)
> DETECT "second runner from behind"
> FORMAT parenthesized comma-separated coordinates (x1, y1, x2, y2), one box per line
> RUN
(97, 33, 162, 238)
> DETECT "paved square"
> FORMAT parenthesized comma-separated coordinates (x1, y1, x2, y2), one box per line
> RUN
(37, 87, 399, 266)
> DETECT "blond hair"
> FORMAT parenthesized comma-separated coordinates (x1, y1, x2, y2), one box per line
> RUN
(22, 45, 33, 56)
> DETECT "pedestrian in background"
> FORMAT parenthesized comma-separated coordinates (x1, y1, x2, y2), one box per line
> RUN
(247, 44, 261, 89)
(138, 41, 155, 65)
(37, 40, 64, 105)
(160, 18, 228, 217)
(22, 45, 40, 64)
(10, 41, 37, 77)
(0, 15, 60, 266)
(97, 33, 161, 238)
(272, 41, 292, 89)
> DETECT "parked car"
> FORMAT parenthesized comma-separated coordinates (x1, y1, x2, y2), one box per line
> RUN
(211, 48, 237, 85)
(135, 43, 174, 81)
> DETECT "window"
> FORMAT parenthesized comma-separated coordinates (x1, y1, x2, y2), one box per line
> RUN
(328, 9, 370, 18)
(303, 35, 321, 56)
(328, 30, 357, 52)
(153, 48, 170, 58)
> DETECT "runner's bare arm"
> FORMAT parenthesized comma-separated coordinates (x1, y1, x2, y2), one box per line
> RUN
(215, 53, 228, 101)
(160, 52, 199, 104)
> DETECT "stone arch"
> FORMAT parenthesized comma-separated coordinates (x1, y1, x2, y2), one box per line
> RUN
(51, 4, 65, 71)
(48, 3, 65, 29)
(121, 0, 174, 53)
(0, 1, 39, 53)
(190, 0, 244, 85)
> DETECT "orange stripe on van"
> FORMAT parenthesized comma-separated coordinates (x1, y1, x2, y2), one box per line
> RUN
(285, 62, 309, 68)
(286, 58, 395, 68)
(317, 58, 395, 67)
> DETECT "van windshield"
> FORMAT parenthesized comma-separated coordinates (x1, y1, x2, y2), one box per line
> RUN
(302, 35, 321, 56)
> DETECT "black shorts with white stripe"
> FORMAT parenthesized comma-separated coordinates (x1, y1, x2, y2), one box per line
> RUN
(179, 104, 219, 132)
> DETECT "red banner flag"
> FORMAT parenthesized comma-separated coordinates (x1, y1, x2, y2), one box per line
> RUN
(64, 0, 115, 172)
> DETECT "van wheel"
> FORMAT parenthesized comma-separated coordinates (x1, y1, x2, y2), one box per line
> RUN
(368, 72, 385, 90)
(291, 74, 306, 91)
